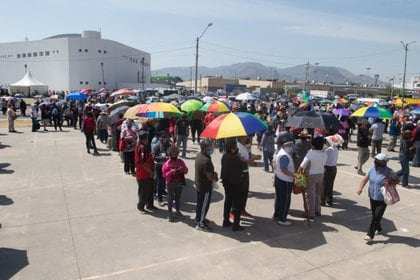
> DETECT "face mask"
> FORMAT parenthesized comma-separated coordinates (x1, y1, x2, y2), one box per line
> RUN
(207, 148, 214, 156)
(283, 142, 295, 155)
(374, 160, 386, 170)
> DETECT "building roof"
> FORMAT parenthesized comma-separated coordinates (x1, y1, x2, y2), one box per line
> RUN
(43, 33, 82, 40)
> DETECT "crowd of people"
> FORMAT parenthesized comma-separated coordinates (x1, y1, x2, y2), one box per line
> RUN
(3, 93, 420, 242)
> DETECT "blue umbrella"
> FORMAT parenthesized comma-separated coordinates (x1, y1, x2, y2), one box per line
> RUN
(410, 107, 420, 115)
(66, 92, 87, 101)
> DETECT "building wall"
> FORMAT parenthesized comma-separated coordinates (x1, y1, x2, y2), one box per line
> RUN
(0, 31, 151, 92)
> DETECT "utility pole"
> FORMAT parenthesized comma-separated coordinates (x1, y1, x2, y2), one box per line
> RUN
(303, 62, 309, 91)
(195, 23, 213, 96)
(400, 41, 416, 105)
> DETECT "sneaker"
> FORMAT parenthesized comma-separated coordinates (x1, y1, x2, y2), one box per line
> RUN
(196, 223, 211, 232)
(138, 209, 147, 215)
(364, 235, 373, 242)
(278, 220, 292, 226)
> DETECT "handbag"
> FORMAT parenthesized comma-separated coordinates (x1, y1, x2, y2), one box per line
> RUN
(292, 171, 307, 194)
(119, 138, 126, 152)
(381, 169, 400, 205)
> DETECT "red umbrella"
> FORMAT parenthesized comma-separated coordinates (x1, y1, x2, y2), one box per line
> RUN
(81, 88, 93, 94)
(110, 88, 136, 97)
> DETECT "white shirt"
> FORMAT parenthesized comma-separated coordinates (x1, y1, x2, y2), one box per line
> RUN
(237, 141, 250, 160)
(325, 146, 339, 167)
(274, 148, 295, 182)
(300, 150, 327, 175)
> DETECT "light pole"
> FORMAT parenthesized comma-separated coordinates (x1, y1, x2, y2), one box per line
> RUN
(195, 23, 213, 95)
(314, 62, 319, 84)
(141, 57, 145, 91)
(386, 76, 395, 99)
(366, 67, 371, 87)
(100, 62, 105, 86)
(24, 64, 27, 74)
(400, 41, 416, 104)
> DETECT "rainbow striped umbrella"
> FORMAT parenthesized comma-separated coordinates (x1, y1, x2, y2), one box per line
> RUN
(351, 106, 392, 119)
(135, 102, 182, 118)
(333, 98, 348, 104)
(200, 112, 267, 139)
(200, 100, 230, 113)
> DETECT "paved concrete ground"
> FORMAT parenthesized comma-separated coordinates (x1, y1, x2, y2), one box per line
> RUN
(1, 125, 420, 280)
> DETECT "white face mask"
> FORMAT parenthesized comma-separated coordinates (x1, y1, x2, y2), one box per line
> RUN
(282, 142, 295, 155)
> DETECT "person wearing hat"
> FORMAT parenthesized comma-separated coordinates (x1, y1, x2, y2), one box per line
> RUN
(357, 153, 399, 242)
(273, 131, 295, 225)
(135, 130, 156, 213)
(321, 134, 342, 206)
(293, 129, 311, 169)
(298, 136, 327, 219)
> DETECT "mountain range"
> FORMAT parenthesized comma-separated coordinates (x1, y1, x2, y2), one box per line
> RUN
(152, 62, 384, 86)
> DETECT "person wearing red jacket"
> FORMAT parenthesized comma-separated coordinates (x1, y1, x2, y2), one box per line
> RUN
(82, 112, 98, 155)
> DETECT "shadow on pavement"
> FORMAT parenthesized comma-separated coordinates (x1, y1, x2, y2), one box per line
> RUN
(0, 195, 14, 206)
(0, 163, 14, 174)
(0, 247, 29, 280)
(371, 233, 420, 247)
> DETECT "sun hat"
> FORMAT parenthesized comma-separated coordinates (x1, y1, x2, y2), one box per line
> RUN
(374, 153, 388, 162)
(325, 134, 344, 146)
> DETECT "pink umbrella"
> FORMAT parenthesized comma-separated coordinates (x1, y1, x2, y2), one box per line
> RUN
(110, 88, 136, 97)
(81, 88, 93, 94)
(98, 88, 107, 93)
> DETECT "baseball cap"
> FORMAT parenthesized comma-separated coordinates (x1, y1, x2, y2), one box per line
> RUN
(374, 153, 388, 162)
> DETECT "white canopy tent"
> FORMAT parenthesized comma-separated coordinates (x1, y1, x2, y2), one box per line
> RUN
(9, 71, 48, 96)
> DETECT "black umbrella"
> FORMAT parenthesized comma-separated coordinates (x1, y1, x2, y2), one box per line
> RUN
(286, 111, 341, 132)
(0, 248, 29, 279)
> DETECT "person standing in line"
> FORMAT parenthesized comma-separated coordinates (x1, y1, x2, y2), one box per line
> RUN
(152, 130, 172, 206)
(174, 112, 189, 158)
(82, 112, 99, 155)
(387, 117, 401, 152)
(135, 131, 157, 214)
(162, 145, 188, 222)
(7, 104, 17, 133)
(356, 119, 370, 175)
(293, 129, 311, 170)
(221, 138, 247, 231)
(259, 124, 276, 172)
(194, 140, 218, 232)
(51, 103, 63, 131)
(96, 112, 109, 144)
(369, 118, 385, 157)
(357, 153, 399, 243)
(40, 104, 50, 131)
(121, 121, 137, 175)
(272, 132, 295, 226)
(30, 103, 39, 132)
(298, 136, 327, 219)
(321, 134, 341, 207)
(20, 99, 27, 117)
(237, 135, 262, 217)
(396, 130, 414, 187)
(190, 110, 204, 144)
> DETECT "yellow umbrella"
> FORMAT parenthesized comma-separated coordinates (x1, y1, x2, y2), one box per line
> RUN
(124, 104, 148, 121)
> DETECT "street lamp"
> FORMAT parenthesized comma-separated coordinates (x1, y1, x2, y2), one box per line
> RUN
(100, 62, 105, 86)
(141, 57, 145, 91)
(400, 41, 416, 104)
(366, 67, 371, 87)
(314, 62, 319, 84)
(195, 23, 213, 95)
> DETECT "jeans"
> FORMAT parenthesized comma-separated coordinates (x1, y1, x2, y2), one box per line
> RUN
(123, 151, 135, 174)
(368, 199, 387, 238)
(273, 176, 293, 222)
(176, 134, 188, 157)
(397, 154, 410, 186)
(167, 181, 183, 212)
(98, 129, 108, 143)
(321, 166, 337, 205)
(155, 164, 165, 202)
(31, 117, 38, 132)
(263, 150, 274, 171)
(195, 190, 212, 224)
(371, 139, 382, 156)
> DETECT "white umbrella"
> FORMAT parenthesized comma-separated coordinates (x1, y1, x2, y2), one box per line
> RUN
(236, 92, 257, 101)
(202, 96, 214, 103)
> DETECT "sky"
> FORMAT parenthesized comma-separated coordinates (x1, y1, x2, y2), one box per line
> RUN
(2, 0, 420, 81)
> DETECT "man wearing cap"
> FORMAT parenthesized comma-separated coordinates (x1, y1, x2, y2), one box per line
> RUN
(135, 130, 157, 213)
(194, 139, 218, 231)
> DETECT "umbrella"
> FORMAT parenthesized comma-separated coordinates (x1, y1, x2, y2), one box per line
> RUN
(108, 100, 132, 111)
(98, 88, 107, 93)
(351, 106, 392, 119)
(333, 98, 348, 104)
(332, 108, 350, 117)
(236, 92, 257, 101)
(217, 97, 230, 103)
(202, 96, 214, 103)
(200, 112, 268, 139)
(410, 107, 420, 115)
(298, 96, 312, 103)
(14, 93, 25, 98)
(108, 105, 129, 124)
(180, 99, 203, 112)
(80, 88, 93, 94)
(286, 111, 341, 131)
(124, 104, 147, 119)
(110, 88, 136, 97)
(66, 92, 88, 101)
(200, 100, 230, 113)
(135, 102, 182, 118)
(50, 94, 59, 100)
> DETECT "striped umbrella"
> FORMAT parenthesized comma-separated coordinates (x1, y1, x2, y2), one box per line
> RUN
(351, 106, 392, 119)
(200, 112, 267, 139)
(200, 100, 230, 113)
(135, 102, 182, 118)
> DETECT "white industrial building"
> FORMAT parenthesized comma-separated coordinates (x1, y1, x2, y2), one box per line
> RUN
(0, 30, 151, 94)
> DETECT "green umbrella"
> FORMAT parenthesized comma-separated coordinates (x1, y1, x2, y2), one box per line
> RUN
(180, 99, 203, 112)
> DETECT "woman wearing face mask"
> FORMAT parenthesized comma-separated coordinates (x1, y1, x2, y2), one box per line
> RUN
(121, 121, 138, 175)
(162, 145, 188, 222)
(357, 153, 399, 243)
(273, 132, 295, 225)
